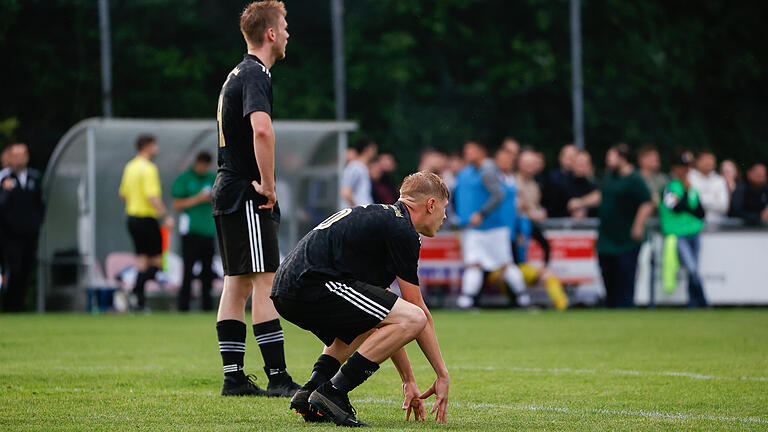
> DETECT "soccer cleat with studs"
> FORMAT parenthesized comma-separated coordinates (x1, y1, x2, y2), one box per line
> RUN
(265, 369, 301, 397)
(290, 386, 329, 422)
(308, 382, 369, 427)
(221, 373, 268, 396)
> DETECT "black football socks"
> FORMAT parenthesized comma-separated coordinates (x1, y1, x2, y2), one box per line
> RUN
(133, 265, 159, 308)
(217, 320, 246, 380)
(305, 354, 342, 391)
(329, 352, 379, 393)
(253, 319, 288, 383)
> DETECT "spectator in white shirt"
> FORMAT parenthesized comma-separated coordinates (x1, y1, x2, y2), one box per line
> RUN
(341, 138, 377, 208)
(720, 159, 740, 195)
(688, 150, 730, 224)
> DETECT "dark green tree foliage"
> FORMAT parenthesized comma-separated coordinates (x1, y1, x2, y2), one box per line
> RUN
(0, 0, 766, 172)
(581, 0, 768, 164)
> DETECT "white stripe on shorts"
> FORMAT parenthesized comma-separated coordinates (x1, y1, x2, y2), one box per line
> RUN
(254, 207, 265, 272)
(245, 200, 257, 273)
(333, 282, 391, 317)
(324, 282, 387, 321)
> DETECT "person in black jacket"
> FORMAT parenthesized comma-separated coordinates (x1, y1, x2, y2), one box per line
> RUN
(0, 143, 45, 312)
(729, 162, 768, 226)
(543, 143, 577, 218)
(567, 150, 598, 219)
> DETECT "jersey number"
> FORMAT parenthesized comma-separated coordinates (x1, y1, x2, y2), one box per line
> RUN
(314, 208, 352, 230)
(217, 67, 240, 148)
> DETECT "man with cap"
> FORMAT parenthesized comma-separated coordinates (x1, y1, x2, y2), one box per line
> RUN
(659, 151, 708, 308)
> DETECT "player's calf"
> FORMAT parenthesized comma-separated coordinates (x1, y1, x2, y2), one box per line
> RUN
(253, 318, 300, 397)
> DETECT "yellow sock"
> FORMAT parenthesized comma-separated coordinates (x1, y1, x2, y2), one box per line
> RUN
(545, 275, 568, 310)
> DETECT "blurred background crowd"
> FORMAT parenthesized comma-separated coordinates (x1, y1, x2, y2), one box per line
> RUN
(2, 1, 768, 312)
(340, 137, 767, 310)
(343, 137, 767, 227)
(2, 133, 767, 313)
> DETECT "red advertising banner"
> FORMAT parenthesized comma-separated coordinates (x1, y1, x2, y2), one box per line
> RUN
(418, 230, 600, 288)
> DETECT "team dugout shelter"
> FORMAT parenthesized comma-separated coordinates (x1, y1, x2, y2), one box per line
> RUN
(38, 118, 356, 312)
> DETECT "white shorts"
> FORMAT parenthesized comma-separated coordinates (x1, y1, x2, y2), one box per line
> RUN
(461, 227, 514, 271)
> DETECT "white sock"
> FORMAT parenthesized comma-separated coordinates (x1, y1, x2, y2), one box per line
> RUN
(459, 267, 484, 308)
(503, 265, 526, 294)
(503, 265, 530, 306)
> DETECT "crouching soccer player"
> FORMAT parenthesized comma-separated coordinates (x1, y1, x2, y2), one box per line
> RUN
(272, 171, 451, 426)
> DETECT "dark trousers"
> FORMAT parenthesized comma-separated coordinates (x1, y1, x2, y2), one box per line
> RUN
(531, 222, 551, 264)
(178, 234, 215, 311)
(599, 249, 640, 308)
(1, 234, 38, 312)
(676, 234, 708, 308)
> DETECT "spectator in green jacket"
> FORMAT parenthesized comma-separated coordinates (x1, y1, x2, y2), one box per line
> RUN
(172, 151, 217, 311)
(568, 143, 654, 308)
(659, 151, 708, 308)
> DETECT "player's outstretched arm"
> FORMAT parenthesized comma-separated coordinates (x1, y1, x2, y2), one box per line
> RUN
(390, 347, 426, 422)
(397, 277, 450, 424)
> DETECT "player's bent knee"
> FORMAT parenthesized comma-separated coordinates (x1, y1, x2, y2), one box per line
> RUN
(403, 303, 427, 337)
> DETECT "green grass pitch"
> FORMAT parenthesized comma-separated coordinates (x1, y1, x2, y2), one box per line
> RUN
(1, 309, 767, 431)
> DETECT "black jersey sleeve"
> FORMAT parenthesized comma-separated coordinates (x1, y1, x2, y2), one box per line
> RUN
(385, 225, 421, 286)
(242, 69, 272, 118)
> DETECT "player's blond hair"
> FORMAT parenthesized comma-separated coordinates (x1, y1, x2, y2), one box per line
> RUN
(240, 1, 286, 46)
(399, 171, 450, 203)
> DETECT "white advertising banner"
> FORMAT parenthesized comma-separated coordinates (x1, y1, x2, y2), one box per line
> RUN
(421, 229, 768, 305)
(637, 230, 768, 305)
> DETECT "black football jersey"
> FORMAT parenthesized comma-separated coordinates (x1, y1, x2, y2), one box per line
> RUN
(273, 201, 421, 300)
(212, 54, 279, 219)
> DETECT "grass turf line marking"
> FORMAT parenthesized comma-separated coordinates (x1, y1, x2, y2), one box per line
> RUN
(11, 386, 766, 425)
(354, 398, 768, 425)
(50, 364, 768, 382)
(411, 365, 768, 382)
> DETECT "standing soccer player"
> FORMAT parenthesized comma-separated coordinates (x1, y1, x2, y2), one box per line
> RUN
(212, 1, 299, 397)
(119, 135, 174, 311)
(275, 172, 451, 427)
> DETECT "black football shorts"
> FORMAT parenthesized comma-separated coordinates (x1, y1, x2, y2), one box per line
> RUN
(127, 216, 163, 256)
(272, 278, 399, 347)
(215, 199, 280, 275)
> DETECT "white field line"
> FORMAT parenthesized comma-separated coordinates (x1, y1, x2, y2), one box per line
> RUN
(11, 387, 766, 425)
(355, 397, 768, 425)
(403, 364, 768, 383)
(50, 363, 768, 383)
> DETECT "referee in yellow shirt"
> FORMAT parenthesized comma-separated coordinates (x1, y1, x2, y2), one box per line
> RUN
(119, 135, 174, 310)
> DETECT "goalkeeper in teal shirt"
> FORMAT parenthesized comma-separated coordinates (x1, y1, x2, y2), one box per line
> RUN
(172, 151, 217, 311)
(659, 151, 708, 308)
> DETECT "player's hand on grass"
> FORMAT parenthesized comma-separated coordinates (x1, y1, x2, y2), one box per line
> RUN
(420, 375, 449, 424)
(402, 380, 426, 422)
(252, 180, 277, 210)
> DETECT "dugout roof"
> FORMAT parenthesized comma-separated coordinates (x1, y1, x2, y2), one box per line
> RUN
(38, 117, 356, 311)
